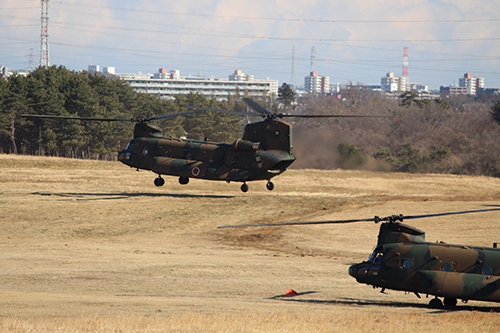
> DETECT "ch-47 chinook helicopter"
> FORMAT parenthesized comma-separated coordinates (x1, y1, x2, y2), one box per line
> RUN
(22, 98, 381, 192)
(220, 207, 500, 308)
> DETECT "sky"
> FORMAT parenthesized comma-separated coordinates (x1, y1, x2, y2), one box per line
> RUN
(1, 0, 500, 90)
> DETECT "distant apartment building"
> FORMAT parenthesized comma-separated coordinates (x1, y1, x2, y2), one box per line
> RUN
(407, 82, 428, 92)
(120, 69, 278, 101)
(381, 72, 407, 92)
(459, 72, 484, 95)
(103, 67, 115, 74)
(440, 72, 485, 96)
(88, 64, 100, 72)
(305, 71, 330, 94)
(228, 69, 254, 82)
(0, 65, 8, 77)
(439, 86, 469, 96)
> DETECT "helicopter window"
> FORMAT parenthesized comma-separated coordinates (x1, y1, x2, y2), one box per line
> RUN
(368, 265, 380, 276)
(373, 253, 384, 265)
(125, 140, 134, 152)
(441, 262, 453, 272)
(402, 259, 414, 270)
(368, 247, 384, 264)
(368, 246, 383, 262)
(482, 266, 493, 276)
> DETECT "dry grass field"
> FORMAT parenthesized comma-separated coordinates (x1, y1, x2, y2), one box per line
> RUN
(2, 154, 500, 332)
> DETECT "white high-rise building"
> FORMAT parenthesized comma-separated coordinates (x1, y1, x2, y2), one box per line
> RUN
(305, 71, 330, 94)
(103, 67, 115, 74)
(459, 72, 484, 95)
(381, 72, 406, 92)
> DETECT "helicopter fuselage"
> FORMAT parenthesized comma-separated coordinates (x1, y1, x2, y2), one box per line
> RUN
(118, 136, 295, 182)
(117, 119, 296, 191)
(348, 222, 500, 306)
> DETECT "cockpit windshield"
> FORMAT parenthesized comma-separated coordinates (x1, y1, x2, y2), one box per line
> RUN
(368, 246, 384, 264)
(125, 140, 134, 152)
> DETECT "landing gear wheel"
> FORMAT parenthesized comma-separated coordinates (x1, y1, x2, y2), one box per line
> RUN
(179, 176, 189, 185)
(154, 177, 165, 187)
(444, 297, 457, 307)
(240, 183, 249, 193)
(429, 298, 443, 309)
(266, 181, 274, 191)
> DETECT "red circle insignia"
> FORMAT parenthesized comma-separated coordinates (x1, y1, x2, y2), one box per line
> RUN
(192, 167, 200, 176)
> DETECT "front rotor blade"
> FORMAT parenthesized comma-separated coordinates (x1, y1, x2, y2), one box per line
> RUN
(219, 207, 500, 228)
(218, 217, 377, 228)
(20, 114, 133, 122)
(402, 207, 500, 220)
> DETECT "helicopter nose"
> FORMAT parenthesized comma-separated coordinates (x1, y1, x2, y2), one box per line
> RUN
(348, 265, 356, 277)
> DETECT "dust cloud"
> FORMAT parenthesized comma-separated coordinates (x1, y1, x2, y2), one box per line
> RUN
(291, 126, 344, 169)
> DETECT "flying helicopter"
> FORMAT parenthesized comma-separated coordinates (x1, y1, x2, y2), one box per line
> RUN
(22, 98, 383, 192)
(219, 207, 500, 308)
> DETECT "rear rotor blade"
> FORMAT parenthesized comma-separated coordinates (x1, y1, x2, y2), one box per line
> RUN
(242, 98, 273, 117)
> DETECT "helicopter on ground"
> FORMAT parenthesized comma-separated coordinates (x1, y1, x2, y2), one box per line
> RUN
(22, 98, 382, 192)
(219, 207, 500, 308)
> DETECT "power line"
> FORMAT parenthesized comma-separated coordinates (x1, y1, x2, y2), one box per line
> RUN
(51, 2, 500, 24)
(51, 20, 500, 44)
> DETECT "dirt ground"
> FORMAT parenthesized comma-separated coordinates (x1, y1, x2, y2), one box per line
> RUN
(1, 154, 500, 332)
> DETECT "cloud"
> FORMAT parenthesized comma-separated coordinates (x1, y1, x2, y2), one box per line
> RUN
(1, 0, 499, 88)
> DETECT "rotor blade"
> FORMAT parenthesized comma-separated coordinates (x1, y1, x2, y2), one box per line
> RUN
(242, 98, 273, 117)
(280, 114, 390, 118)
(218, 207, 500, 228)
(180, 105, 256, 117)
(20, 114, 133, 122)
(402, 207, 500, 220)
(218, 217, 376, 228)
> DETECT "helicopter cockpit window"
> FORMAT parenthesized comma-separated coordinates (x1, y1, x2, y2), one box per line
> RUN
(368, 246, 384, 264)
(125, 140, 134, 152)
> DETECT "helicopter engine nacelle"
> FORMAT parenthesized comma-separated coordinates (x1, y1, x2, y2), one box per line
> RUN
(233, 139, 261, 151)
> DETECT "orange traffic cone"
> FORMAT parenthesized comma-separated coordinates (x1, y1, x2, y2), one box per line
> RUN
(284, 288, 298, 296)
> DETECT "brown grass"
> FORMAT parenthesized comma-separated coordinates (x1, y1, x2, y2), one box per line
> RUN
(1, 154, 500, 332)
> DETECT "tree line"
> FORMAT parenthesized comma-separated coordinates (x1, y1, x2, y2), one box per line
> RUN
(0, 66, 244, 158)
(2, 67, 500, 178)
(291, 86, 500, 178)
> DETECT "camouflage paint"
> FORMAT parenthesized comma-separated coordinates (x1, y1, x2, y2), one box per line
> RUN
(348, 222, 500, 303)
(118, 119, 296, 183)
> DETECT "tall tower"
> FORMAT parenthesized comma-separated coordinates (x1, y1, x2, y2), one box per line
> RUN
(310, 46, 316, 73)
(402, 46, 409, 85)
(40, 0, 50, 67)
(290, 46, 296, 89)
